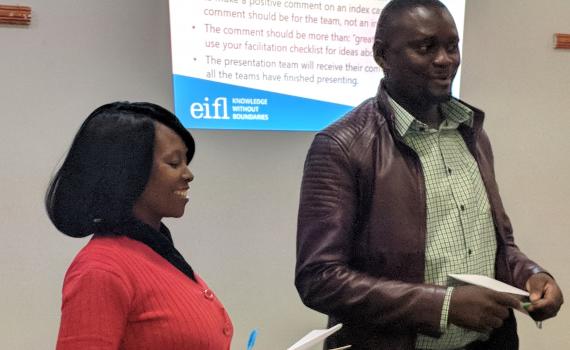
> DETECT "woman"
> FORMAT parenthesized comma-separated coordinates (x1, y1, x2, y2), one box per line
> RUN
(46, 102, 233, 349)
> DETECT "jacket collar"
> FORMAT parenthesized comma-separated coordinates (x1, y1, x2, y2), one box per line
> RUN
(374, 79, 486, 142)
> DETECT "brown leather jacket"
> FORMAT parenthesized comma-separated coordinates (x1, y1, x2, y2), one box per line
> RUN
(295, 82, 544, 349)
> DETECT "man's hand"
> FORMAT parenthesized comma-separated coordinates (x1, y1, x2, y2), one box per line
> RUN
(448, 285, 521, 333)
(525, 272, 564, 321)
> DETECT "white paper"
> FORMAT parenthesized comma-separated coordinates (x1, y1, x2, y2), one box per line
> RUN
(287, 323, 343, 350)
(448, 274, 529, 297)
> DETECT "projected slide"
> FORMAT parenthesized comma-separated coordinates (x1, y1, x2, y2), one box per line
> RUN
(169, 0, 465, 131)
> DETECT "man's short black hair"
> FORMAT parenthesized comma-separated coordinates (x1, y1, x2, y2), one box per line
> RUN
(45, 101, 195, 237)
(373, 0, 448, 57)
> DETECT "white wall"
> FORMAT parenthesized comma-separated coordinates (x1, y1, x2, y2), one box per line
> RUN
(0, 1, 184, 348)
(461, 0, 569, 348)
(0, 1, 320, 349)
(0, 0, 567, 349)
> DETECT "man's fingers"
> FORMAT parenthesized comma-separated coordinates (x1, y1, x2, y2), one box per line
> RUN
(526, 298, 548, 312)
(477, 313, 504, 332)
(528, 298, 560, 319)
(526, 281, 563, 320)
(492, 292, 521, 309)
(489, 304, 510, 320)
(525, 273, 554, 303)
(449, 285, 528, 331)
(487, 315, 504, 330)
(529, 290, 543, 302)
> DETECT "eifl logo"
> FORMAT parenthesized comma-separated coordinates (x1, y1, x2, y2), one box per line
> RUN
(189, 97, 229, 119)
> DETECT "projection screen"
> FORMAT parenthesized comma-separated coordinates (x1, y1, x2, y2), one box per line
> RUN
(169, 0, 466, 131)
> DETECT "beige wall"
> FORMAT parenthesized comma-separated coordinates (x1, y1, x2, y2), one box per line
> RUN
(461, 0, 569, 348)
(0, 0, 567, 349)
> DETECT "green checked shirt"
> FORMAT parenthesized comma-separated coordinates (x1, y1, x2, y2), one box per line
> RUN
(387, 96, 497, 350)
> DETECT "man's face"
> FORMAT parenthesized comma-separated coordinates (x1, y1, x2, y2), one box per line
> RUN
(378, 5, 460, 105)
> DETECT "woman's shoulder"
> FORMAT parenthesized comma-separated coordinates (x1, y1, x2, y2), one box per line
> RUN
(77, 235, 143, 259)
(65, 236, 148, 277)
(61, 236, 139, 310)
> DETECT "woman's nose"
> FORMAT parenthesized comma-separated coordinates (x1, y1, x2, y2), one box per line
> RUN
(183, 167, 194, 182)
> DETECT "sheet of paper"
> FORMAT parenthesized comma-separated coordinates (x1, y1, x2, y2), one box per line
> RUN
(448, 274, 529, 297)
(448, 273, 544, 327)
(287, 323, 343, 350)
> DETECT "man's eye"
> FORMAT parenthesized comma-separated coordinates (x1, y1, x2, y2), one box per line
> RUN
(447, 43, 459, 52)
(168, 161, 180, 168)
(417, 44, 432, 53)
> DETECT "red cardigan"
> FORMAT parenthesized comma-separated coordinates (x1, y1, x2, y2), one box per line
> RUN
(56, 235, 233, 349)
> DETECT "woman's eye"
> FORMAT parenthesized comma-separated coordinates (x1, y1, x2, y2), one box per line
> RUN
(168, 161, 180, 168)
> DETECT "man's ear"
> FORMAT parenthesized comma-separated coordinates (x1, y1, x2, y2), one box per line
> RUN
(373, 40, 388, 70)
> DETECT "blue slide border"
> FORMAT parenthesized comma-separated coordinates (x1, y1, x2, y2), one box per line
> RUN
(173, 75, 354, 132)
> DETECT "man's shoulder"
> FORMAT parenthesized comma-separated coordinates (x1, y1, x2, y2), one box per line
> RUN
(319, 97, 387, 148)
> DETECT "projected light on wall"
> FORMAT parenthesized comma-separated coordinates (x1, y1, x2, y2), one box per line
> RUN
(169, 0, 466, 131)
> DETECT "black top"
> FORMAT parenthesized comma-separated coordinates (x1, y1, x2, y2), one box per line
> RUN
(101, 218, 196, 281)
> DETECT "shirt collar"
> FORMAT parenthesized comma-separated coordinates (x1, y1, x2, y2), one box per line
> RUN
(387, 95, 474, 137)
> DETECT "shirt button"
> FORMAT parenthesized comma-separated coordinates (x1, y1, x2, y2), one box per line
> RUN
(460, 205, 465, 211)
(223, 324, 232, 336)
(203, 289, 214, 300)
(468, 249, 473, 255)
(447, 167, 452, 175)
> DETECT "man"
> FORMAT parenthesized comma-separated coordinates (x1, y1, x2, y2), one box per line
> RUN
(295, 0, 563, 349)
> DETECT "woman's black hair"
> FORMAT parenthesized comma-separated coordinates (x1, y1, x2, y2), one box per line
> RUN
(45, 101, 195, 237)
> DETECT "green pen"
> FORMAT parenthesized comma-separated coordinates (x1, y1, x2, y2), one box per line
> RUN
(521, 301, 542, 329)
(521, 301, 531, 310)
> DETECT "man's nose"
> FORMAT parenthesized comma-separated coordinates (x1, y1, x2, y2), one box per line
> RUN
(433, 47, 455, 66)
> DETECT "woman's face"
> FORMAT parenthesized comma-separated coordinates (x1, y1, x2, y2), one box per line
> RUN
(133, 122, 194, 230)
